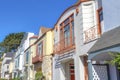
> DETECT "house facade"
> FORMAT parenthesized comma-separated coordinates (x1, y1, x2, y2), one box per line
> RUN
(32, 27, 53, 80)
(52, 0, 108, 80)
(87, 0, 120, 79)
(1, 52, 14, 79)
(24, 35, 38, 80)
(1, 0, 120, 80)
(13, 32, 34, 79)
(88, 26, 120, 80)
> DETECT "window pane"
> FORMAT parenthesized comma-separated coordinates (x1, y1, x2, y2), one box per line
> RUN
(64, 25, 70, 47)
(64, 18, 69, 25)
(72, 21, 75, 44)
(38, 43, 43, 55)
(26, 52, 29, 64)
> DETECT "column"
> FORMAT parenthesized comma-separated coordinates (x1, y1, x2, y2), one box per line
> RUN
(74, 56, 83, 80)
(87, 59, 93, 80)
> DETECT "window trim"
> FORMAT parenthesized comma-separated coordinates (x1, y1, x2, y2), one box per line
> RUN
(60, 13, 74, 29)
(97, 7, 103, 36)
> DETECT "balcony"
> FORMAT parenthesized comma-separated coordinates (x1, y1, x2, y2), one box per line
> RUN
(32, 55, 42, 64)
(83, 26, 98, 43)
(53, 36, 75, 54)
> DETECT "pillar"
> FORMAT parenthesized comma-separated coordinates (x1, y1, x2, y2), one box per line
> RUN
(87, 59, 93, 80)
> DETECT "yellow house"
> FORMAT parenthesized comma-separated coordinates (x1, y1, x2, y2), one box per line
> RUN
(32, 27, 53, 80)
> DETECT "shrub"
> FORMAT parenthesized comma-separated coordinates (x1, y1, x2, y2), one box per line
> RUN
(35, 71, 45, 80)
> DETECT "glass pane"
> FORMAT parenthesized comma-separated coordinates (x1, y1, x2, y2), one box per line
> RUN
(64, 18, 69, 25)
(64, 25, 70, 47)
(26, 52, 29, 64)
(72, 21, 75, 44)
(38, 43, 43, 55)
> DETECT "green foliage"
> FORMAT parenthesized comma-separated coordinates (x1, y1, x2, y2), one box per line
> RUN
(0, 32, 25, 53)
(35, 71, 44, 80)
(0, 77, 20, 80)
(0, 58, 3, 61)
(0, 79, 7, 80)
(11, 77, 20, 80)
(109, 52, 120, 69)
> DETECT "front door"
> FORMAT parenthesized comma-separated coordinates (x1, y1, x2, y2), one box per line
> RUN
(69, 64, 75, 80)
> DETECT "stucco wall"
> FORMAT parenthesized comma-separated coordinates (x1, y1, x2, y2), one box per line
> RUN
(102, 0, 120, 31)
(46, 31, 53, 55)
(109, 65, 117, 80)
(9, 62, 13, 73)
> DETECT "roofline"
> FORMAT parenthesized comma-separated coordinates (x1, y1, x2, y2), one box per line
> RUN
(29, 36, 38, 39)
(54, 0, 88, 26)
(24, 44, 34, 53)
(88, 44, 120, 54)
(24, 28, 53, 53)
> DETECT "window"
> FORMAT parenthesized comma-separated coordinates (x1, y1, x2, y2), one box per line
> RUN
(18, 57, 20, 67)
(7, 65, 9, 70)
(15, 60, 17, 68)
(71, 21, 75, 44)
(26, 51, 29, 64)
(64, 24, 70, 47)
(38, 42, 43, 55)
(60, 14, 75, 47)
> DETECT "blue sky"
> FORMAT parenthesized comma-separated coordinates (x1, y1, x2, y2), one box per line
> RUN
(0, 0, 77, 42)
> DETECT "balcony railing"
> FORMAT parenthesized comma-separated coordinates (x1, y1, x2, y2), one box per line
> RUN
(83, 26, 98, 43)
(53, 36, 75, 54)
(32, 55, 42, 64)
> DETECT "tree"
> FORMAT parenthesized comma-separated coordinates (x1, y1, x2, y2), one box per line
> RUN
(0, 32, 25, 53)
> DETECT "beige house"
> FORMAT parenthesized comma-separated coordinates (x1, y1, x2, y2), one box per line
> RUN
(32, 27, 53, 80)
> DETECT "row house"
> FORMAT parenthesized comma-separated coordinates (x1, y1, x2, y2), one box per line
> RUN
(13, 32, 34, 79)
(88, 26, 120, 80)
(52, 0, 120, 80)
(1, 52, 14, 79)
(87, 0, 120, 79)
(1, 0, 120, 80)
(24, 27, 53, 80)
(32, 27, 53, 80)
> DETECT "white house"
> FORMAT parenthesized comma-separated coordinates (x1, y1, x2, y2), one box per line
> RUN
(1, 52, 14, 79)
(52, 0, 120, 80)
(13, 32, 34, 79)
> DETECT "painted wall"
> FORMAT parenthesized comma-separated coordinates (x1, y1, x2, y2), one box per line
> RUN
(74, 1, 98, 80)
(46, 31, 53, 55)
(42, 30, 53, 80)
(1, 57, 12, 78)
(9, 61, 14, 73)
(102, 0, 120, 31)
(109, 65, 117, 80)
